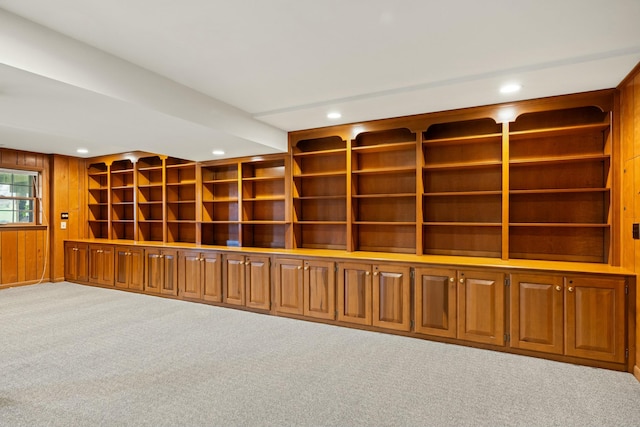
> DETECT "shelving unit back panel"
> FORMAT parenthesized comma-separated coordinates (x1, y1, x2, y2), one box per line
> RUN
(424, 194, 501, 223)
(242, 200, 285, 222)
(295, 223, 346, 250)
(242, 224, 286, 248)
(202, 165, 237, 181)
(353, 128, 415, 147)
(138, 186, 163, 203)
(166, 184, 196, 201)
(295, 175, 346, 197)
(167, 222, 196, 243)
(295, 154, 346, 175)
(167, 203, 196, 221)
(509, 226, 606, 263)
(294, 136, 345, 152)
(355, 198, 415, 222)
(138, 222, 164, 242)
(88, 204, 108, 220)
(353, 150, 415, 170)
(243, 180, 284, 199)
(423, 225, 501, 257)
(202, 223, 240, 246)
(355, 172, 416, 195)
(203, 201, 238, 222)
(510, 162, 606, 190)
(424, 140, 502, 165)
(510, 106, 607, 131)
(424, 168, 501, 193)
(356, 224, 416, 254)
(510, 192, 607, 224)
(294, 198, 346, 222)
(510, 132, 605, 160)
(424, 118, 501, 139)
(138, 203, 163, 221)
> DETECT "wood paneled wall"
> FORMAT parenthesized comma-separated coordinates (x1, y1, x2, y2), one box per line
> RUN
(618, 62, 640, 381)
(0, 149, 50, 288)
(50, 155, 87, 281)
(0, 150, 86, 288)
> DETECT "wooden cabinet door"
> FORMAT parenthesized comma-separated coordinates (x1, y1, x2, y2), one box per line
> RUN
(510, 273, 563, 354)
(414, 268, 457, 338)
(274, 258, 304, 315)
(338, 262, 372, 326)
(372, 264, 411, 331)
(114, 246, 130, 289)
(202, 252, 222, 302)
(64, 242, 77, 281)
(565, 276, 626, 363)
(89, 245, 114, 286)
(304, 260, 335, 320)
(65, 242, 88, 282)
(179, 250, 202, 299)
(99, 245, 114, 286)
(145, 248, 163, 294)
(457, 270, 505, 346)
(224, 254, 245, 306)
(160, 250, 178, 296)
(246, 255, 271, 310)
(128, 248, 145, 291)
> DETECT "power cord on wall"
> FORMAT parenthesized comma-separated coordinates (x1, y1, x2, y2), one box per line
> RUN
(33, 174, 49, 285)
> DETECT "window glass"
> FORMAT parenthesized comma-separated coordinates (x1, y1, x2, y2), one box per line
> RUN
(0, 170, 38, 224)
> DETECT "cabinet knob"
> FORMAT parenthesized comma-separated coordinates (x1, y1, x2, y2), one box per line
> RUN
(239, 261, 245, 265)
(160, 255, 164, 259)
(373, 271, 378, 276)
(555, 285, 562, 292)
(459, 278, 465, 284)
(297, 266, 302, 270)
(365, 271, 370, 276)
(449, 277, 454, 283)
(568, 286, 574, 292)
(304, 266, 309, 271)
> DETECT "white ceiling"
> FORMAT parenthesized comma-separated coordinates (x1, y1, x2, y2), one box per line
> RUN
(1, 0, 640, 161)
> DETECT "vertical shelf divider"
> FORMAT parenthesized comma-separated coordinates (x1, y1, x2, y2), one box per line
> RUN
(502, 121, 510, 260)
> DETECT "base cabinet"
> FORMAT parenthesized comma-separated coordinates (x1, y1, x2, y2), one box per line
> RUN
(274, 258, 335, 320)
(338, 262, 410, 331)
(114, 246, 144, 290)
(145, 249, 178, 296)
(223, 254, 271, 310)
(88, 244, 114, 286)
(510, 274, 627, 363)
(64, 242, 89, 283)
(178, 251, 222, 301)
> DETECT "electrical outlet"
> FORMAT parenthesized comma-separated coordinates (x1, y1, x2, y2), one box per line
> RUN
(60, 221, 67, 230)
(633, 223, 639, 240)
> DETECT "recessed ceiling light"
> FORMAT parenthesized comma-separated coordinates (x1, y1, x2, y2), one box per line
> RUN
(212, 150, 225, 156)
(76, 148, 89, 154)
(500, 83, 522, 94)
(327, 112, 342, 119)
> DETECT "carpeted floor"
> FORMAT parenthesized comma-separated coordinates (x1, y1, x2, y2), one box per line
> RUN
(1, 282, 639, 427)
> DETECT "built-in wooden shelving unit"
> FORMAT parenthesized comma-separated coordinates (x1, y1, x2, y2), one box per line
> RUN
(84, 90, 618, 264)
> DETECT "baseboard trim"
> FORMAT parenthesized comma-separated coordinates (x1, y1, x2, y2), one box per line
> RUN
(0, 278, 51, 290)
(634, 365, 640, 382)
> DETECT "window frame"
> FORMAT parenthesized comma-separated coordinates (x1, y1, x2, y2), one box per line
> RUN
(0, 168, 40, 226)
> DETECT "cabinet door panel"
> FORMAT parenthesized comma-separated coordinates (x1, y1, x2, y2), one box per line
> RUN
(246, 256, 271, 310)
(76, 244, 89, 282)
(275, 258, 304, 315)
(114, 247, 130, 289)
(304, 260, 335, 320)
(88, 245, 102, 283)
(129, 248, 145, 290)
(100, 245, 114, 286)
(161, 250, 178, 296)
(373, 265, 411, 331)
(338, 262, 372, 325)
(457, 270, 505, 346)
(224, 254, 245, 306)
(415, 268, 457, 338)
(510, 274, 563, 354)
(145, 250, 163, 294)
(565, 276, 626, 363)
(179, 251, 202, 299)
(202, 253, 222, 302)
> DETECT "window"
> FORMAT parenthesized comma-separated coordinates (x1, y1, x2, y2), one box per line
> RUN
(0, 169, 39, 224)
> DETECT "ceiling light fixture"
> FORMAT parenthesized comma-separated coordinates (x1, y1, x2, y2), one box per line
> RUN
(212, 150, 225, 156)
(500, 83, 522, 94)
(76, 148, 89, 154)
(327, 112, 342, 119)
